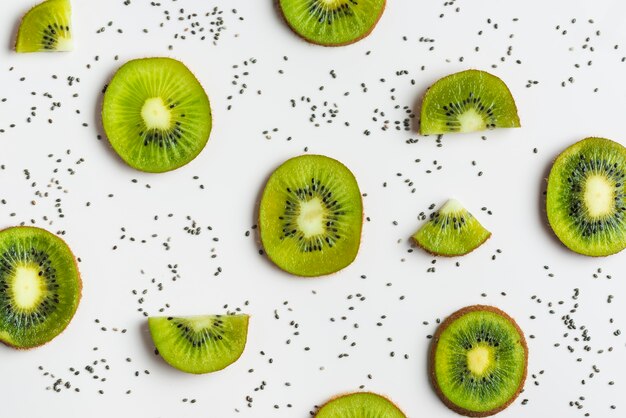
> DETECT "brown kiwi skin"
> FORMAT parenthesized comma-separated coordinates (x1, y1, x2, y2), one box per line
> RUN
(0, 226, 82, 350)
(429, 305, 528, 417)
(410, 232, 491, 257)
(275, 0, 386, 47)
(314, 391, 406, 417)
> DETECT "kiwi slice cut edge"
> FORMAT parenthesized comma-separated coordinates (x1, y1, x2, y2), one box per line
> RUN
(315, 392, 406, 418)
(420, 70, 520, 135)
(430, 305, 528, 417)
(102, 57, 212, 173)
(16, 0, 73, 53)
(149, 314, 249, 374)
(547, 137, 626, 256)
(259, 154, 363, 277)
(0, 226, 81, 349)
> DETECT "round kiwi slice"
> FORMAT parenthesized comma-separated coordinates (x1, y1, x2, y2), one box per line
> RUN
(0, 226, 81, 349)
(278, 0, 386, 47)
(102, 57, 212, 173)
(430, 305, 528, 417)
(16, 0, 73, 52)
(547, 137, 626, 256)
(148, 314, 249, 374)
(420, 70, 520, 135)
(315, 392, 406, 418)
(259, 154, 363, 277)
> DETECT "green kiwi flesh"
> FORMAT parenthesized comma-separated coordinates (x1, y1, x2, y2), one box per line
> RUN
(412, 199, 491, 256)
(315, 392, 406, 418)
(148, 314, 249, 374)
(547, 137, 626, 256)
(16, 0, 73, 52)
(0, 226, 81, 348)
(102, 57, 212, 173)
(431, 305, 528, 417)
(420, 70, 520, 135)
(259, 154, 363, 277)
(278, 0, 386, 46)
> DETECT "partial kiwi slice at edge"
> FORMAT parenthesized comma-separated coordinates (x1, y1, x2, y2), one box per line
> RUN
(315, 392, 406, 418)
(16, 0, 73, 52)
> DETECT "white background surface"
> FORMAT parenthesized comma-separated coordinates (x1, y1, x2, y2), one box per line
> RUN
(1, 0, 626, 417)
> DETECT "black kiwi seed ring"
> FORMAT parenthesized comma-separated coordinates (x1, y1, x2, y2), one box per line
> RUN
(429, 305, 528, 418)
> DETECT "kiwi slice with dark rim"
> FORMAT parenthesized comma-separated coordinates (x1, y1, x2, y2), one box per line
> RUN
(102, 57, 212, 173)
(0, 226, 81, 349)
(16, 0, 73, 52)
(547, 137, 626, 256)
(315, 392, 406, 417)
(149, 314, 249, 374)
(430, 305, 528, 417)
(278, 0, 386, 46)
(420, 70, 520, 135)
(259, 154, 363, 277)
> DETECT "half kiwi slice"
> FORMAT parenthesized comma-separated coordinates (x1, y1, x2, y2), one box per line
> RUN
(315, 392, 406, 418)
(412, 199, 491, 256)
(547, 137, 626, 256)
(259, 154, 363, 277)
(149, 314, 249, 374)
(420, 70, 520, 135)
(102, 57, 212, 173)
(16, 0, 73, 52)
(0, 226, 81, 349)
(430, 305, 528, 417)
(278, 0, 386, 46)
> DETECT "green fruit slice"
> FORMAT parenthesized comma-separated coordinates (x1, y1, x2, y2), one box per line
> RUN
(0, 226, 81, 348)
(412, 199, 491, 256)
(102, 57, 212, 173)
(16, 0, 73, 52)
(431, 305, 528, 417)
(148, 314, 249, 374)
(259, 154, 363, 277)
(316, 392, 406, 417)
(420, 70, 520, 135)
(547, 137, 626, 256)
(278, 0, 386, 46)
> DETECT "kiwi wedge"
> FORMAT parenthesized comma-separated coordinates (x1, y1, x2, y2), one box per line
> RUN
(278, 0, 386, 46)
(420, 70, 520, 135)
(102, 57, 212, 173)
(430, 305, 528, 417)
(412, 199, 491, 256)
(149, 314, 249, 374)
(259, 154, 363, 277)
(547, 137, 626, 256)
(315, 392, 406, 418)
(0, 226, 81, 349)
(16, 0, 73, 52)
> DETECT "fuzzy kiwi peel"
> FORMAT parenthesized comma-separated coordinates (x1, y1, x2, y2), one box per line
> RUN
(315, 392, 406, 418)
(16, 0, 73, 53)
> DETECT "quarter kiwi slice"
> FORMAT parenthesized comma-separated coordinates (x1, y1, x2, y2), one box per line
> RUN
(430, 305, 528, 417)
(102, 57, 212, 173)
(0, 226, 81, 349)
(278, 0, 386, 46)
(547, 137, 626, 256)
(259, 154, 363, 277)
(315, 392, 406, 418)
(420, 70, 520, 135)
(412, 199, 491, 256)
(16, 0, 73, 52)
(148, 314, 249, 374)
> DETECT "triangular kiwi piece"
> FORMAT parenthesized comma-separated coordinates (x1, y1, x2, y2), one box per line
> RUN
(16, 0, 73, 52)
(315, 392, 406, 418)
(412, 199, 491, 256)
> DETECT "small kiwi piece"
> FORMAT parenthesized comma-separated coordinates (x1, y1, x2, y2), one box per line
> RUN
(430, 305, 528, 417)
(148, 314, 249, 374)
(420, 70, 520, 135)
(102, 57, 212, 173)
(0, 226, 81, 349)
(259, 154, 363, 277)
(412, 199, 491, 256)
(16, 0, 73, 52)
(547, 137, 626, 256)
(278, 0, 386, 46)
(315, 392, 406, 418)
